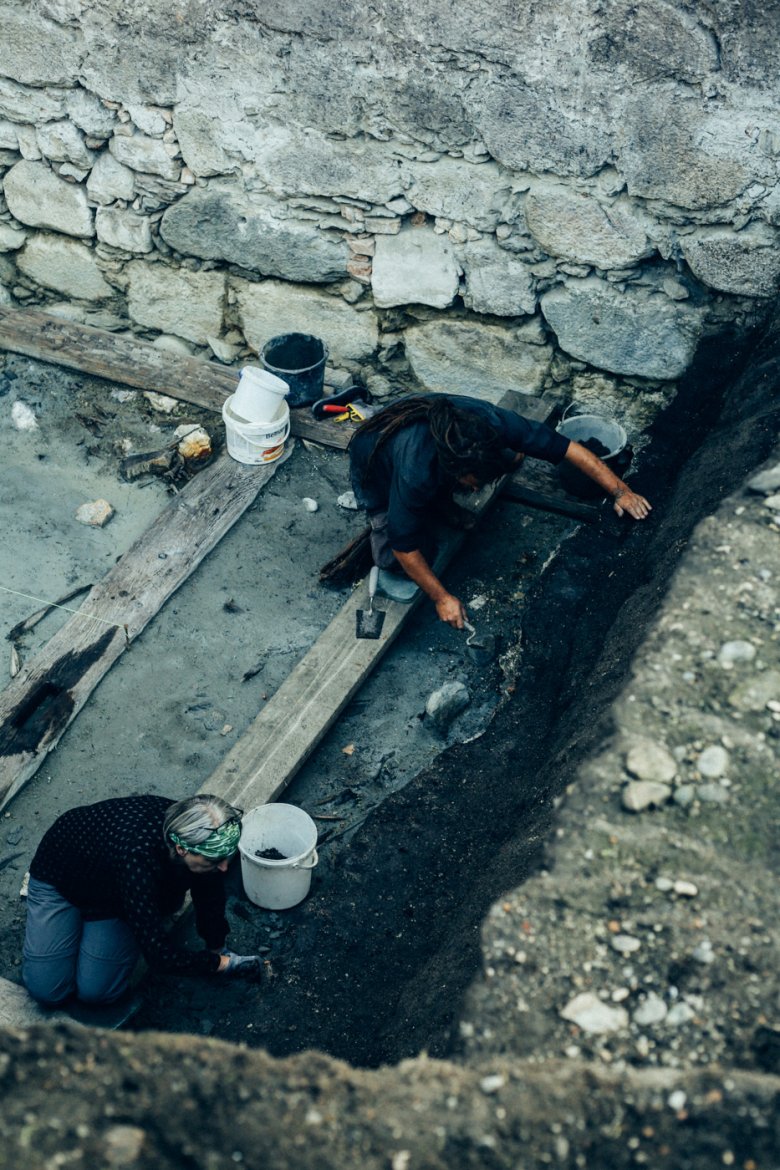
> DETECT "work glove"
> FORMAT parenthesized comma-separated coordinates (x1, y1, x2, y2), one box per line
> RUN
(217, 949, 264, 977)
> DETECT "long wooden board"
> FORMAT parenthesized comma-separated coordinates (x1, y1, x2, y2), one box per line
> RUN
(0, 306, 351, 450)
(204, 394, 556, 811)
(0, 451, 287, 810)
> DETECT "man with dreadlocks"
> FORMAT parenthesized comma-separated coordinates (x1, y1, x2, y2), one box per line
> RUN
(349, 394, 651, 628)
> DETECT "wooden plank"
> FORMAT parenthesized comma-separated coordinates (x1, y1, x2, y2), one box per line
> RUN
(206, 533, 456, 810)
(0, 306, 351, 450)
(205, 393, 559, 811)
(0, 451, 288, 811)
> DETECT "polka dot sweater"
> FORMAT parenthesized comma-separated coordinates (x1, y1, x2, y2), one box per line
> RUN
(30, 795, 227, 974)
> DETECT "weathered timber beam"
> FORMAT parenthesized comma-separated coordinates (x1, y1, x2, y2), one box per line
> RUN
(501, 478, 601, 522)
(0, 452, 288, 811)
(0, 306, 351, 450)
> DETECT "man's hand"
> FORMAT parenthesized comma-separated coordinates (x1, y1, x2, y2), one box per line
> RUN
(564, 441, 652, 521)
(435, 593, 468, 629)
(392, 550, 468, 628)
(612, 488, 652, 520)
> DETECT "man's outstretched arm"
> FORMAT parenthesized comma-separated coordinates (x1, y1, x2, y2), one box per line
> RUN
(392, 549, 467, 628)
(563, 441, 652, 520)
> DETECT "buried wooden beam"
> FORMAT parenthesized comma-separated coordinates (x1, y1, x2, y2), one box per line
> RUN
(203, 394, 557, 812)
(0, 306, 351, 450)
(0, 451, 288, 811)
(501, 477, 601, 523)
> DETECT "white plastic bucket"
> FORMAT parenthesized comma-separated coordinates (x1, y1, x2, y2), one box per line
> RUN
(222, 395, 290, 465)
(232, 365, 289, 422)
(239, 803, 319, 910)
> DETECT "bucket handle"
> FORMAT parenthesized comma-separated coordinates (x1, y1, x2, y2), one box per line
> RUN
(293, 848, 319, 870)
(562, 400, 590, 422)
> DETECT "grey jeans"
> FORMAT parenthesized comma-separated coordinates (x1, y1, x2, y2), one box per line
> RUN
(22, 877, 140, 1006)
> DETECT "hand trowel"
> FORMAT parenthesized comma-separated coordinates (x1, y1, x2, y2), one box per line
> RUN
(356, 565, 386, 640)
(463, 620, 496, 664)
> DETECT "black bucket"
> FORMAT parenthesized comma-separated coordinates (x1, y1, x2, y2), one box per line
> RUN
(556, 414, 632, 499)
(260, 333, 328, 408)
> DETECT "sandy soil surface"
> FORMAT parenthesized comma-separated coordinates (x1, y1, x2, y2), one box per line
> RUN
(0, 349, 573, 1030)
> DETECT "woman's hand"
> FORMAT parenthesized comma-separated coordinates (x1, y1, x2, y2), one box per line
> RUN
(217, 950, 264, 977)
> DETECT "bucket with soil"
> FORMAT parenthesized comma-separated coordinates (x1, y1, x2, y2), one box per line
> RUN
(239, 803, 319, 909)
(260, 333, 328, 408)
(556, 413, 630, 499)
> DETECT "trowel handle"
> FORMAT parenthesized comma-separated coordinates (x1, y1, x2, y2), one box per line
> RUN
(368, 564, 379, 599)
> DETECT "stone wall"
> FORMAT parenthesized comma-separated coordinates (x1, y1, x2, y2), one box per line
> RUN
(0, 0, 778, 422)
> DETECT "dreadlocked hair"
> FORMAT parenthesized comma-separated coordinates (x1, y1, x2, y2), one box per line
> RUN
(352, 396, 508, 486)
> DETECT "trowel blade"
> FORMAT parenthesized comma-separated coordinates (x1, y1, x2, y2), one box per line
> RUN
(355, 605, 386, 639)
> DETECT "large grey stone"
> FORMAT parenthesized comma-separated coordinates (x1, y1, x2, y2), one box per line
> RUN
(172, 103, 240, 178)
(66, 88, 118, 139)
(469, 75, 612, 179)
(109, 133, 181, 181)
(372, 226, 460, 309)
(36, 119, 96, 169)
(540, 278, 703, 379)
(405, 318, 552, 402)
(3, 160, 93, 238)
(524, 183, 654, 269)
(0, 5, 80, 86)
(0, 77, 65, 123)
(16, 233, 113, 300)
(618, 96, 772, 211)
(232, 277, 378, 365)
(0, 223, 26, 252)
(127, 262, 225, 344)
(250, 125, 404, 205)
(96, 207, 153, 253)
(680, 224, 780, 298)
(405, 157, 514, 233)
(0, 119, 18, 150)
(86, 151, 136, 205)
(459, 238, 536, 317)
(161, 186, 347, 283)
(587, 0, 718, 84)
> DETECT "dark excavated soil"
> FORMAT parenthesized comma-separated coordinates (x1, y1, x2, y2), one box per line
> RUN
(130, 321, 780, 1067)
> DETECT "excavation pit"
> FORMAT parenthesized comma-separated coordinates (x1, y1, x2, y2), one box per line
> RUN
(0, 320, 777, 1080)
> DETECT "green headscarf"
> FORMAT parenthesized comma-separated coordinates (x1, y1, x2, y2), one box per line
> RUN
(169, 818, 241, 860)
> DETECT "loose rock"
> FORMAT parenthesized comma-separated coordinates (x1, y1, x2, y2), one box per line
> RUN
(622, 780, 671, 812)
(75, 499, 115, 527)
(425, 681, 470, 732)
(633, 993, 668, 1027)
(560, 992, 628, 1034)
(697, 744, 729, 778)
(625, 737, 677, 783)
(718, 640, 756, 667)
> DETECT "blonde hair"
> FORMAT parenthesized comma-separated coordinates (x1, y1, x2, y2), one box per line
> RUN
(163, 794, 242, 849)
